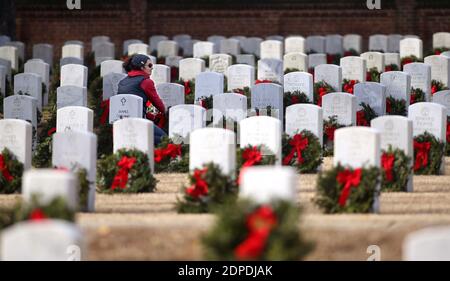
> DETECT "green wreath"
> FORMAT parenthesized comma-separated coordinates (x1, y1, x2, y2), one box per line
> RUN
(313, 81, 335, 105)
(431, 80, 449, 95)
(177, 162, 238, 214)
(202, 200, 313, 261)
(12, 194, 75, 223)
(175, 79, 195, 104)
(433, 48, 450, 55)
(283, 90, 311, 110)
(386, 96, 407, 116)
(97, 148, 158, 193)
(357, 103, 378, 126)
(385, 64, 399, 72)
(410, 88, 426, 104)
(323, 115, 345, 157)
(0, 148, 24, 194)
(33, 105, 57, 168)
(314, 164, 381, 213)
(413, 132, 445, 175)
(154, 136, 189, 173)
(342, 79, 358, 94)
(381, 146, 411, 192)
(401, 55, 422, 68)
(284, 68, 300, 74)
(237, 144, 277, 175)
(366, 67, 380, 82)
(282, 130, 323, 173)
(231, 87, 251, 103)
(195, 95, 213, 110)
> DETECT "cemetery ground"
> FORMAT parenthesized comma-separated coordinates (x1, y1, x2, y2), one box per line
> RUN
(2, 157, 450, 260)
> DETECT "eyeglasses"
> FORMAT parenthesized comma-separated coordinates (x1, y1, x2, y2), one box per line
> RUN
(145, 63, 153, 69)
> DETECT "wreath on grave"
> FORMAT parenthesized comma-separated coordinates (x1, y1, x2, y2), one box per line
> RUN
(431, 80, 449, 95)
(380, 146, 411, 192)
(154, 136, 189, 173)
(96, 123, 113, 158)
(283, 90, 311, 108)
(177, 162, 238, 214)
(236, 145, 277, 185)
(255, 79, 281, 85)
(366, 67, 380, 83)
(88, 65, 101, 86)
(33, 106, 57, 168)
(446, 117, 450, 156)
(282, 130, 323, 173)
(284, 68, 300, 74)
(344, 49, 359, 57)
(323, 116, 346, 157)
(97, 148, 157, 193)
(413, 132, 445, 175)
(85, 52, 96, 75)
(357, 103, 378, 127)
(12, 194, 75, 223)
(313, 81, 335, 106)
(175, 79, 195, 104)
(327, 53, 341, 65)
(401, 55, 421, 68)
(202, 200, 313, 261)
(386, 96, 407, 116)
(434, 48, 449, 55)
(232, 87, 251, 103)
(342, 79, 358, 94)
(195, 95, 213, 110)
(170, 67, 179, 83)
(54, 166, 91, 212)
(314, 164, 381, 214)
(410, 87, 426, 104)
(0, 148, 24, 194)
(48, 62, 61, 106)
(385, 64, 399, 72)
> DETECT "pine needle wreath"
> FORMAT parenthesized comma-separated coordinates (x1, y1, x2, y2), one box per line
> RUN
(237, 145, 277, 175)
(381, 146, 411, 192)
(401, 55, 422, 68)
(232, 87, 251, 104)
(255, 79, 282, 86)
(170, 67, 179, 83)
(433, 48, 450, 55)
(385, 64, 400, 72)
(431, 80, 449, 95)
(344, 49, 359, 56)
(366, 67, 380, 82)
(284, 68, 300, 74)
(314, 164, 381, 214)
(323, 115, 345, 157)
(282, 130, 323, 173)
(195, 95, 213, 110)
(177, 162, 238, 214)
(76, 168, 90, 212)
(357, 102, 378, 126)
(12, 194, 75, 223)
(0, 148, 24, 194)
(342, 79, 358, 94)
(202, 200, 313, 261)
(327, 53, 341, 65)
(154, 136, 189, 173)
(33, 105, 57, 168)
(96, 123, 113, 158)
(386, 96, 407, 116)
(410, 87, 426, 105)
(97, 148, 158, 193)
(175, 79, 195, 104)
(283, 90, 311, 109)
(413, 132, 445, 175)
(313, 81, 335, 106)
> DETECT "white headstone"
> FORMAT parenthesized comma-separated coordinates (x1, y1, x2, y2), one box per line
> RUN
(150, 64, 170, 85)
(340, 56, 366, 82)
(60, 64, 88, 88)
(242, 37, 262, 56)
(404, 63, 432, 101)
(209, 54, 232, 74)
(56, 85, 87, 109)
(24, 59, 50, 106)
(155, 82, 185, 108)
(308, 54, 327, 70)
(384, 53, 400, 68)
(285, 36, 305, 54)
(179, 58, 205, 81)
(257, 58, 283, 83)
(424, 55, 450, 87)
(102, 72, 127, 100)
(354, 82, 387, 116)
(62, 44, 83, 61)
(14, 73, 42, 112)
(123, 39, 142, 55)
(283, 52, 307, 72)
(380, 71, 411, 105)
(149, 35, 168, 52)
(193, 42, 215, 59)
(0, 46, 19, 70)
(109, 94, 144, 124)
(400, 38, 423, 60)
(128, 43, 149, 56)
(408, 102, 446, 142)
(343, 34, 362, 54)
(314, 64, 342, 91)
(387, 34, 403, 53)
(0, 119, 32, 170)
(432, 90, 450, 116)
(433, 32, 450, 50)
(227, 64, 255, 91)
(251, 83, 284, 121)
(403, 226, 450, 261)
(306, 36, 325, 54)
(57, 106, 94, 133)
(157, 40, 178, 58)
(3, 95, 37, 132)
(195, 72, 224, 100)
(361, 52, 385, 72)
(283, 72, 314, 102)
(285, 104, 323, 145)
(369, 35, 388, 52)
(322, 92, 357, 126)
(169, 104, 206, 143)
(260, 40, 283, 60)
(212, 93, 247, 125)
(236, 54, 255, 67)
(325, 34, 343, 56)
(100, 60, 124, 77)
(220, 39, 240, 56)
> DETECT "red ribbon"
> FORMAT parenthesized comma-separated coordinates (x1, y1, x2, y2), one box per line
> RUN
(47, 127, 56, 137)
(381, 153, 395, 182)
(29, 208, 47, 221)
(282, 133, 309, 165)
(290, 95, 300, 104)
(100, 99, 110, 125)
(356, 110, 369, 126)
(385, 65, 393, 72)
(238, 147, 263, 185)
(446, 121, 450, 143)
(431, 85, 438, 95)
(255, 79, 272, 85)
(343, 80, 356, 94)
(317, 87, 328, 106)
(326, 54, 336, 64)
(155, 143, 182, 163)
(386, 98, 392, 114)
(234, 205, 277, 260)
(186, 168, 209, 198)
(184, 81, 191, 96)
(413, 140, 431, 171)
(366, 71, 372, 82)
(0, 155, 13, 182)
(111, 156, 136, 190)
(325, 126, 336, 141)
(337, 168, 362, 207)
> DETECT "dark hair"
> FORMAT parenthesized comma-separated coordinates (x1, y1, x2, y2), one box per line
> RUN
(123, 54, 150, 72)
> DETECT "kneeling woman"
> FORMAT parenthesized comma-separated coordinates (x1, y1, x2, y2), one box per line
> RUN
(118, 54, 167, 145)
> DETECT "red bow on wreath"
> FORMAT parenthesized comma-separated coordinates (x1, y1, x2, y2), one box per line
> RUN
(111, 156, 137, 190)
(29, 208, 48, 221)
(446, 122, 450, 143)
(155, 143, 182, 163)
(255, 79, 273, 85)
(99, 99, 110, 125)
(431, 85, 438, 95)
(337, 168, 362, 207)
(238, 147, 263, 185)
(381, 153, 395, 182)
(0, 155, 13, 182)
(386, 98, 392, 114)
(282, 134, 309, 165)
(413, 141, 431, 171)
(343, 80, 357, 94)
(290, 95, 300, 104)
(186, 168, 208, 199)
(47, 127, 57, 137)
(356, 110, 369, 126)
(234, 205, 277, 260)
(184, 81, 191, 96)
(317, 87, 328, 106)
(325, 126, 336, 141)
